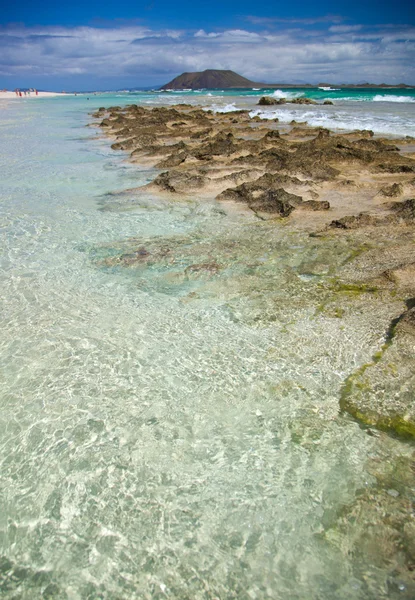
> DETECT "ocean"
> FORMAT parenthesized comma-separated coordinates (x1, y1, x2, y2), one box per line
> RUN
(78, 86, 415, 137)
(0, 92, 414, 599)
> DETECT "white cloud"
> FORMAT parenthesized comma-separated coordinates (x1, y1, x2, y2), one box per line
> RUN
(0, 22, 413, 87)
(329, 25, 362, 33)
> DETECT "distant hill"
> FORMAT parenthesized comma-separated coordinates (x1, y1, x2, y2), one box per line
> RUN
(160, 69, 414, 90)
(160, 69, 257, 90)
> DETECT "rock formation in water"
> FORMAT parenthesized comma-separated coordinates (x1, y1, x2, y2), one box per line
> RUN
(93, 103, 415, 438)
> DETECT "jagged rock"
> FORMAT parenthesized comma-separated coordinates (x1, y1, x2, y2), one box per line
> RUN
(289, 97, 317, 105)
(193, 132, 238, 159)
(216, 172, 306, 204)
(190, 128, 213, 139)
(263, 130, 280, 140)
(323, 100, 334, 105)
(152, 170, 206, 193)
(257, 96, 281, 106)
(156, 152, 188, 168)
(288, 127, 313, 137)
(249, 189, 303, 215)
(391, 198, 415, 220)
(331, 199, 415, 230)
(378, 183, 403, 197)
(377, 163, 415, 173)
(344, 129, 374, 138)
(299, 200, 330, 211)
(329, 213, 382, 229)
(315, 129, 331, 139)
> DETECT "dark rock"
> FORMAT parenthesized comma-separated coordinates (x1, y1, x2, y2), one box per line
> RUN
(378, 183, 403, 197)
(156, 152, 187, 168)
(323, 100, 334, 105)
(300, 200, 330, 211)
(398, 306, 415, 334)
(378, 163, 415, 173)
(391, 198, 415, 220)
(152, 170, 207, 193)
(257, 96, 281, 106)
(248, 188, 303, 215)
(263, 130, 280, 140)
(289, 97, 317, 105)
(193, 132, 238, 159)
(328, 214, 380, 229)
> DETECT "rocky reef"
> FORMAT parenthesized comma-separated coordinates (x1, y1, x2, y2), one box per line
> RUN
(93, 103, 415, 439)
(257, 96, 318, 106)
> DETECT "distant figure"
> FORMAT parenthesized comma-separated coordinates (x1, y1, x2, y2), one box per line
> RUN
(15, 89, 18, 96)
(19, 91, 22, 97)
(35, 89, 38, 96)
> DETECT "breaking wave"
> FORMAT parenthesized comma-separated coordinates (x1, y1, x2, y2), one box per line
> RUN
(373, 94, 415, 103)
(271, 89, 304, 99)
(249, 107, 415, 137)
(209, 103, 241, 113)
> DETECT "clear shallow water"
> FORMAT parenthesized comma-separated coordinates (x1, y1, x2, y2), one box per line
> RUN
(0, 99, 414, 599)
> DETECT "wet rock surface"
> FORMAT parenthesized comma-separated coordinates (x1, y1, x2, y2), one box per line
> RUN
(340, 303, 415, 438)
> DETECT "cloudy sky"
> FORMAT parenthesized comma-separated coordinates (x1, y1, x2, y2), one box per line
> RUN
(1, 0, 414, 90)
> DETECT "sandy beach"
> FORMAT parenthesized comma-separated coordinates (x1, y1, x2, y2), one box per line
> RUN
(0, 91, 69, 100)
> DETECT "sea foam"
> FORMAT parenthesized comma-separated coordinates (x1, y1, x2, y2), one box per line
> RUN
(373, 94, 415, 103)
(249, 107, 415, 137)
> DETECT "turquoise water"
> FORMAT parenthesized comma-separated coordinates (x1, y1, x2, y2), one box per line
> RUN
(20, 86, 415, 137)
(0, 98, 414, 599)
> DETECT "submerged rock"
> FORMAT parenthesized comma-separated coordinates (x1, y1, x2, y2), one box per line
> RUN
(340, 306, 415, 439)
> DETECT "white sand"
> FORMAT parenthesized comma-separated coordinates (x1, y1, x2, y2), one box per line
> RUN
(0, 91, 70, 99)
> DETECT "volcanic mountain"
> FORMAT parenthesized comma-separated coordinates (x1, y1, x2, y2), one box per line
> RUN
(159, 70, 414, 90)
(160, 69, 258, 90)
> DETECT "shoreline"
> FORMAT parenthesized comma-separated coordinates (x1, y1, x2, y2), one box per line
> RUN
(93, 102, 415, 439)
(0, 91, 70, 100)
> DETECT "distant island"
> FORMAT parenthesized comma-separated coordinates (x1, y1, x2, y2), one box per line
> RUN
(160, 69, 414, 90)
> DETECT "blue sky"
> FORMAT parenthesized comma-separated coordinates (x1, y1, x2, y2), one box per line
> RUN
(1, 0, 414, 90)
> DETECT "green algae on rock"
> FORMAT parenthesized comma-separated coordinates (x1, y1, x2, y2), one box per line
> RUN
(340, 307, 415, 439)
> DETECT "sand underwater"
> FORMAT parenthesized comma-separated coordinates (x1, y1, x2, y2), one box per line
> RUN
(0, 91, 414, 599)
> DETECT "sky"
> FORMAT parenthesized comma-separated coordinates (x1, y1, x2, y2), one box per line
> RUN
(0, 0, 414, 90)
